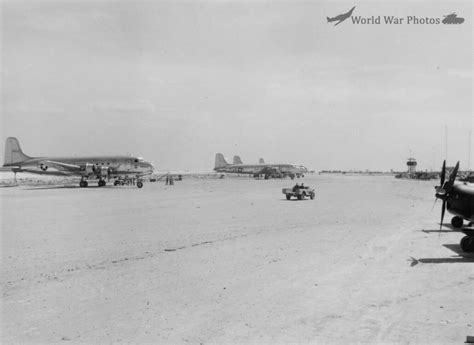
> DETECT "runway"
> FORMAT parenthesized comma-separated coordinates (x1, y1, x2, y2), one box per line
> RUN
(1, 175, 473, 343)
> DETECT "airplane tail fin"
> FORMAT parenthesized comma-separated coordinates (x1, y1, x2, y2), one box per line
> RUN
(233, 155, 243, 165)
(4, 137, 32, 166)
(259, 158, 265, 164)
(215, 153, 229, 169)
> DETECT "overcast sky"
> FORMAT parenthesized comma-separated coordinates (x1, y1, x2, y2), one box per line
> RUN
(1, 0, 472, 172)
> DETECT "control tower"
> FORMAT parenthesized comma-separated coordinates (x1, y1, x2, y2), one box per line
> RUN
(407, 158, 417, 176)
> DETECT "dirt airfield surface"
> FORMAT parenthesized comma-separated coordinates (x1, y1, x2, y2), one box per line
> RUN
(1, 175, 473, 344)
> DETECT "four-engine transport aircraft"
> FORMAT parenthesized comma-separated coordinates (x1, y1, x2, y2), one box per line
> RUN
(233, 155, 243, 165)
(435, 160, 474, 252)
(214, 153, 307, 179)
(1, 137, 154, 188)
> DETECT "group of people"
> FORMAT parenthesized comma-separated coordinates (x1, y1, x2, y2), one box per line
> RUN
(292, 183, 305, 192)
(165, 175, 174, 185)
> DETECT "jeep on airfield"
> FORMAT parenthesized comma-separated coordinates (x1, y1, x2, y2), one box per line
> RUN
(282, 184, 315, 200)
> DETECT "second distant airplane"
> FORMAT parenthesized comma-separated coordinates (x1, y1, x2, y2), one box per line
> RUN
(214, 153, 307, 179)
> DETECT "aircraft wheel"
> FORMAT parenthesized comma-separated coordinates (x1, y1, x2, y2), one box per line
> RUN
(137, 181, 143, 188)
(80, 180, 88, 188)
(451, 216, 463, 228)
(98, 180, 106, 187)
(310, 194, 314, 200)
(286, 194, 291, 200)
(460, 236, 474, 253)
(114, 180, 120, 186)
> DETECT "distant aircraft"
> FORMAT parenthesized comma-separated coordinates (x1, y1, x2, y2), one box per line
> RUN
(327, 6, 356, 26)
(214, 153, 307, 179)
(435, 160, 474, 252)
(1, 137, 154, 188)
(233, 155, 243, 165)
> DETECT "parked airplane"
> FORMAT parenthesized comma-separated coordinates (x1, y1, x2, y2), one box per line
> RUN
(327, 6, 356, 26)
(1, 137, 154, 188)
(233, 155, 243, 165)
(214, 153, 307, 179)
(435, 160, 474, 252)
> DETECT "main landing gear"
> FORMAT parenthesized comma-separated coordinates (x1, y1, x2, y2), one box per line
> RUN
(460, 235, 474, 253)
(450, 216, 474, 252)
(79, 179, 106, 187)
(80, 179, 106, 187)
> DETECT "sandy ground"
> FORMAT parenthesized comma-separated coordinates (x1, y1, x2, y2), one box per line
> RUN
(1, 175, 473, 344)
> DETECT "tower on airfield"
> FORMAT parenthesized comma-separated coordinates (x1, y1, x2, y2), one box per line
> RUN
(407, 158, 417, 176)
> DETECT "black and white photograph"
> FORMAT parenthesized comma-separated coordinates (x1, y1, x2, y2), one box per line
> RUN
(1, 0, 473, 343)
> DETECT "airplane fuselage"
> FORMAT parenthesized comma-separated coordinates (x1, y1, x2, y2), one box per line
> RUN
(215, 163, 307, 177)
(4, 155, 154, 178)
(446, 183, 474, 221)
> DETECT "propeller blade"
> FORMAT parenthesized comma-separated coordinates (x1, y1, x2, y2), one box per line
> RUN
(445, 161, 460, 194)
(440, 160, 446, 186)
(440, 199, 446, 232)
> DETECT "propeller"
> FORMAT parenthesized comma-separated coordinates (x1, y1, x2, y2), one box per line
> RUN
(435, 161, 460, 231)
(440, 160, 446, 187)
(444, 161, 459, 195)
(440, 199, 446, 232)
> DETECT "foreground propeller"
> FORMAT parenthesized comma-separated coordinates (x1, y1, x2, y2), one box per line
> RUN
(440, 160, 446, 187)
(444, 161, 459, 195)
(440, 199, 446, 231)
(435, 161, 460, 230)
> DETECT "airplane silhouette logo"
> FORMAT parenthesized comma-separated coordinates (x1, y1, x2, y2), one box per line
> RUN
(327, 6, 356, 26)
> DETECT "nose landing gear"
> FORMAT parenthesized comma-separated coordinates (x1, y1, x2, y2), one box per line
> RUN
(451, 216, 464, 228)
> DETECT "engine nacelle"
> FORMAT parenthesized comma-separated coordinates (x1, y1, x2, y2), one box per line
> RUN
(38, 163, 48, 171)
(85, 163, 94, 175)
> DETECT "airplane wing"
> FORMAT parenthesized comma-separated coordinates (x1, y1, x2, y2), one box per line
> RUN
(0, 166, 21, 171)
(41, 160, 83, 172)
(334, 19, 344, 26)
